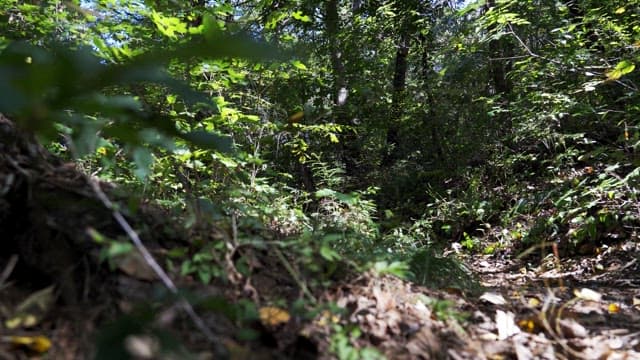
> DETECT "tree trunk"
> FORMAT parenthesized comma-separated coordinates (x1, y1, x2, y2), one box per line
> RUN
(485, 0, 513, 132)
(382, 31, 410, 166)
(419, 33, 444, 163)
(325, 0, 361, 179)
(325, 0, 348, 108)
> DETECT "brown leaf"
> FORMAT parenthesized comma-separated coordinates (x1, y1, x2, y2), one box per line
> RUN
(406, 327, 440, 357)
(373, 286, 395, 312)
(116, 252, 158, 281)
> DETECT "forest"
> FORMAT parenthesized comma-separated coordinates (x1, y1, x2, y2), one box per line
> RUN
(0, 0, 639, 358)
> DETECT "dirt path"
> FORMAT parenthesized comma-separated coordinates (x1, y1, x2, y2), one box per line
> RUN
(301, 241, 640, 359)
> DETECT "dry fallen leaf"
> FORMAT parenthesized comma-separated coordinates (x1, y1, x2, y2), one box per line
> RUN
(2, 335, 52, 354)
(574, 288, 602, 302)
(513, 335, 535, 360)
(5, 285, 56, 329)
(124, 334, 159, 359)
(496, 310, 520, 340)
(557, 318, 588, 338)
(608, 303, 621, 314)
(373, 285, 396, 312)
(480, 292, 507, 305)
(116, 252, 158, 281)
(259, 306, 290, 327)
(406, 326, 440, 357)
(527, 297, 541, 307)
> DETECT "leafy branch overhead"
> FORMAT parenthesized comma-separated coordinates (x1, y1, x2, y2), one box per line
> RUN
(0, 15, 282, 155)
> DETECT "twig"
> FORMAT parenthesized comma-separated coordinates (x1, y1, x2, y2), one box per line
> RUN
(506, 23, 640, 94)
(0, 254, 18, 290)
(273, 247, 317, 304)
(86, 177, 229, 359)
(590, 258, 637, 281)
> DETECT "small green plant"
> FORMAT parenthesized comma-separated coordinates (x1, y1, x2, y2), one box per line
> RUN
(329, 324, 385, 360)
(88, 229, 134, 270)
(180, 243, 225, 284)
(371, 260, 410, 278)
(461, 232, 476, 251)
(408, 249, 480, 292)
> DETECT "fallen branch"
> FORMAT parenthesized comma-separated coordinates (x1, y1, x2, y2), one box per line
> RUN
(86, 176, 229, 359)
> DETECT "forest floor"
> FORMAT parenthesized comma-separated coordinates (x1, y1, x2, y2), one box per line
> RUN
(293, 238, 640, 359)
(2, 231, 639, 359)
(1, 118, 640, 359)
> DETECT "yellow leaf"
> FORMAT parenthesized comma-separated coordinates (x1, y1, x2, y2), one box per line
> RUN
(528, 297, 541, 307)
(606, 60, 636, 81)
(615, 7, 625, 14)
(316, 310, 340, 327)
(608, 303, 621, 314)
(288, 111, 304, 124)
(5, 317, 22, 329)
(259, 306, 290, 327)
(7, 335, 52, 353)
(518, 317, 537, 333)
(5, 314, 38, 329)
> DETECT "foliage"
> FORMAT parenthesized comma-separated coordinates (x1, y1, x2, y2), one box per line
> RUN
(329, 324, 385, 360)
(2, 0, 640, 355)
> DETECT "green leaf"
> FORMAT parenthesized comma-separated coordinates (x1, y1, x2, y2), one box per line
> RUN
(151, 11, 188, 38)
(335, 192, 358, 205)
(103, 242, 134, 260)
(320, 245, 341, 261)
(606, 60, 635, 80)
(181, 130, 233, 153)
(315, 188, 336, 198)
(133, 147, 154, 179)
(291, 11, 311, 23)
(291, 60, 307, 70)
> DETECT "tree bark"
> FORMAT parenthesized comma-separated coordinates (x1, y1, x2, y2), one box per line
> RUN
(325, 0, 348, 107)
(419, 33, 444, 163)
(382, 31, 410, 166)
(485, 0, 513, 132)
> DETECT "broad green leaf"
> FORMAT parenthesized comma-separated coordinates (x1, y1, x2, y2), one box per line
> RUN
(103, 242, 134, 260)
(181, 130, 233, 153)
(291, 60, 307, 70)
(133, 147, 154, 179)
(151, 11, 188, 38)
(606, 60, 635, 80)
(320, 245, 341, 261)
(315, 188, 337, 198)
